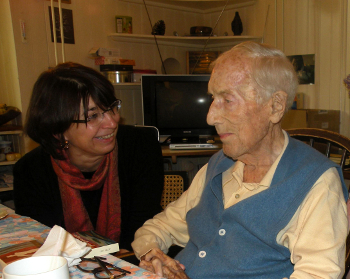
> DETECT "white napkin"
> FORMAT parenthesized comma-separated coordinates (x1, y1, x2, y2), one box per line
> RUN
(33, 225, 91, 267)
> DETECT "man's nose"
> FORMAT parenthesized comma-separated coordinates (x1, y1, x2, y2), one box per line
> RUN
(207, 100, 222, 126)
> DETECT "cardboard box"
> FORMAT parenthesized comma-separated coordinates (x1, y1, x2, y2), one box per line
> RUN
(307, 109, 340, 132)
(94, 56, 136, 66)
(94, 56, 122, 65)
(281, 110, 308, 129)
(281, 109, 340, 132)
(115, 16, 132, 34)
(89, 47, 120, 57)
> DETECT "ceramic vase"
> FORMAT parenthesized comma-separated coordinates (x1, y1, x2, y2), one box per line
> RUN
(231, 12, 243, 36)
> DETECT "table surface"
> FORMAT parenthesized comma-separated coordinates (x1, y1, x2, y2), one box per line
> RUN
(0, 204, 164, 279)
(161, 145, 221, 163)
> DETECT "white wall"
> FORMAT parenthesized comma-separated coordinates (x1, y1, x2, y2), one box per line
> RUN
(2, 0, 350, 154)
(0, 0, 21, 109)
(274, 0, 349, 136)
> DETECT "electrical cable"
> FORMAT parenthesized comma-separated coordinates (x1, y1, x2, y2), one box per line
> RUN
(142, 0, 229, 75)
(58, 0, 66, 62)
(142, 0, 167, 74)
(50, 0, 58, 65)
(190, 0, 230, 74)
(262, 4, 270, 44)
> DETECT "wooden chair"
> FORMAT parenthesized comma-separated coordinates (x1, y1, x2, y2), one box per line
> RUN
(161, 171, 189, 210)
(286, 128, 350, 173)
(286, 128, 350, 278)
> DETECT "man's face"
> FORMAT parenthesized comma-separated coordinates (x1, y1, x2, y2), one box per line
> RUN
(207, 55, 272, 161)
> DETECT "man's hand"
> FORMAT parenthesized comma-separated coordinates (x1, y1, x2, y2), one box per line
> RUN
(139, 248, 190, 279)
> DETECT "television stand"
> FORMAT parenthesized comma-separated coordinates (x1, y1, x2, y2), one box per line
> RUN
(162, 146, 220, 164)
(168, 136, 215, 144)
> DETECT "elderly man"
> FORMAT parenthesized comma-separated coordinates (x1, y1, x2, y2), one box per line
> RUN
(131, 41, 348, 279)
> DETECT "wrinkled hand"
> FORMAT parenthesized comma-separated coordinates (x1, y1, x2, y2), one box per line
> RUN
(139, 248, 190, 279)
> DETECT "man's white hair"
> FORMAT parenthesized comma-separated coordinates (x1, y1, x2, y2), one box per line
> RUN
(211, 41, 299, 110)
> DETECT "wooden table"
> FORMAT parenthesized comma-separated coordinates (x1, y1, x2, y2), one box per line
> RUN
(162, 146, 221, 164)
(0, 204, 164, 279)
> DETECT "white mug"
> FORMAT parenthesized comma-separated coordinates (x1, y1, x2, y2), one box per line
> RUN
(2, 256, 69, 279)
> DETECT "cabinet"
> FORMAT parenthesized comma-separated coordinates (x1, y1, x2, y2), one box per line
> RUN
(0, 129, 23, 193)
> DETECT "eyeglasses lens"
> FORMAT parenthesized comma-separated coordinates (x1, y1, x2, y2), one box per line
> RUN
(96, 269, 126, 279)
(88, 100, 121, 127)
(78, 261, 125, 278)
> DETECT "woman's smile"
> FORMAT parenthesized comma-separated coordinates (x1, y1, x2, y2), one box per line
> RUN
(95, 132, 115, 140)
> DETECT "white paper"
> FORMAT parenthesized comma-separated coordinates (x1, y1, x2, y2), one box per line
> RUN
(84, 243, 120, 258)
(33, 226, 91, 267)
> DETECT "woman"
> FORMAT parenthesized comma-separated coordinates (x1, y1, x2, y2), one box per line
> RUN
(13, 62, 164, 252)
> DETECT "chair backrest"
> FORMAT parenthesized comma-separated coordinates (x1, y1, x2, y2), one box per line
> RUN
(286, 128, 350, 278)
(161, 171, 189, 210)
(134, 125, 159, 141)
(286, 128, 350, 171)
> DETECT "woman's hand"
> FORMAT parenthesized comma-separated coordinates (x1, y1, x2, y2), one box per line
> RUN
(140, 248, 189, 279)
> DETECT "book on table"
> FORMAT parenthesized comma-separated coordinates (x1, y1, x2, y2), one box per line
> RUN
(0, 240, 43, 270)
(71, 230, 116, 249)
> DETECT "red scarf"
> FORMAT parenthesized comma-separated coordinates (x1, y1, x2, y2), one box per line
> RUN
(51, 145, 121, 242)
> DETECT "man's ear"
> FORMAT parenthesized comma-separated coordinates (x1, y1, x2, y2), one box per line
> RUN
(270, 91, 287, 124)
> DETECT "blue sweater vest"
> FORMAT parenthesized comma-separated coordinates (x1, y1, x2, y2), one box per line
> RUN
(175, 136, 347, 279)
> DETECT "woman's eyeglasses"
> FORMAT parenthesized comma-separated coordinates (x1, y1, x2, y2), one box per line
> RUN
(72, 99, 122, 127)
(77, 256, 130, 279)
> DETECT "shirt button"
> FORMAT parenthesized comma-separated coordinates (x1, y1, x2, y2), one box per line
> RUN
(219, 229, 226, 236)
(199, 251, 206, 258)
(235, 194, 240, 199)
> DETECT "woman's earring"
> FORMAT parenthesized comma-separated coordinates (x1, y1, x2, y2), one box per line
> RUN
(62, 140, 69, 149)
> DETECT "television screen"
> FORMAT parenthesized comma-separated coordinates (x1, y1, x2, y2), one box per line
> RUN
(142, 75, 216, 143)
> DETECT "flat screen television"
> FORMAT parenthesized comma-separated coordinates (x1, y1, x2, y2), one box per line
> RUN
(142, 74, 217, 143)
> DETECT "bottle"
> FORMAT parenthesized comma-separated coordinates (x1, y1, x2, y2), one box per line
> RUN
(231, 12, 243, 36)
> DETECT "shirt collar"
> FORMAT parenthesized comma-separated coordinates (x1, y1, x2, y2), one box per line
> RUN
(222, 130, 289, 189)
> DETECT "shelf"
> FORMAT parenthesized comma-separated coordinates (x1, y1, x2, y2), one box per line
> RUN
(117, 0, 256, 13)
(0, 125, 23, 133)
(0, 161, 17, 166)
(0, 184, 13, 192)
(0, 130, 23, 136)
(112, 82, 141, 88)
(108, 33, 262, 49)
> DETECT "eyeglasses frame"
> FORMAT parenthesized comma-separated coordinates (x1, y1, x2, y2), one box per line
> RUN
(77, 256, 130, 279)
(72, 99, 122, 126)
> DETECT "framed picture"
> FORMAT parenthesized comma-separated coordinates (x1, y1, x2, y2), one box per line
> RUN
(48, 7, 75, 44)
(287, 54, 315, 85)
(186, 51, 220, 74)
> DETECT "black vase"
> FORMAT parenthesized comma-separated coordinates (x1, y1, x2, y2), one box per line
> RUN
(231, 12, 243, 36)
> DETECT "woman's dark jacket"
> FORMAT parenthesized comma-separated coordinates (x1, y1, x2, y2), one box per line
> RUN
(13, 125, 164, 250)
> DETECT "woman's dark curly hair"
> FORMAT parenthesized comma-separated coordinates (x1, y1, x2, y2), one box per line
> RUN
(25, 62, 116, 159)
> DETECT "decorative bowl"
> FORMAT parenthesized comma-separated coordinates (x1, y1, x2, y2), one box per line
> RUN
(0, 106, 21, 126)
(190, 26, 213, 36)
